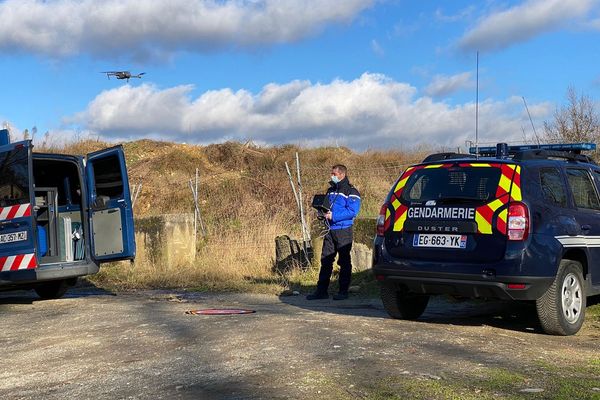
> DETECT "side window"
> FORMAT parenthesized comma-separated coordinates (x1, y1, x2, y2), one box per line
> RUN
(91, 155, 123, 199)
(592, 170, 600, 193)
(566, 169, 600, 210)
(539, 168, 567, 207)
(0, 146, 30, 207)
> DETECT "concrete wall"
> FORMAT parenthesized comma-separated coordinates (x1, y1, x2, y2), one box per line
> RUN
(310, 218, 376, 272)
(134, 213, 195, 267)
(132, 214, 376, 272)
(352, 218, 376, 272)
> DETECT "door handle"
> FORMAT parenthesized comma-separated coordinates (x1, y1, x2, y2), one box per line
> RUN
(581, 224, 591, 232)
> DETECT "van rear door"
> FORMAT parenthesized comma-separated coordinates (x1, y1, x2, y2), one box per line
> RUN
(86, 146, 135, 263)
(0, 141, 37, 272)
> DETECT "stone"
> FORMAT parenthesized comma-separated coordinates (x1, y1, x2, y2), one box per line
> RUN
(519, 388, 544, 393)
(348, 285, 361, 293)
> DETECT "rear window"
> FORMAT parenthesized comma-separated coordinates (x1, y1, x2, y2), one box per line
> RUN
(402, 166, 502, 203)
(0, 146, 30, 207)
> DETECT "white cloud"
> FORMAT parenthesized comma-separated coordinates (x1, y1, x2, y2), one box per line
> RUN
(424, 72, 474, 97)
(458, 0, 595, 52)
(0, 0, 374, 59)
(67, 73, 551, 150)
(434, 6, 475, 23)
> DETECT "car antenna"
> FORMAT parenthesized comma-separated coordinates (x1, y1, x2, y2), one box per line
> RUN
(475, 51, 479, 159)
(522, 96, 541, 145)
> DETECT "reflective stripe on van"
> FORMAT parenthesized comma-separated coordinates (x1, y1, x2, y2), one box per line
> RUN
(0, 203, 32, 221)
(0, 253, 37, 271)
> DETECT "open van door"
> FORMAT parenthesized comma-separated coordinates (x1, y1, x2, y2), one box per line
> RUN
(0, 141, 38, 273)
(86, 145, 135, 263)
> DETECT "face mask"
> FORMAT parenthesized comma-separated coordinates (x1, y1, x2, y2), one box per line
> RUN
(331, 175, 340, 184)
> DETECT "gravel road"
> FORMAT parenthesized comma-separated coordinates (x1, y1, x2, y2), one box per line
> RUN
(1, 286, 599, 399)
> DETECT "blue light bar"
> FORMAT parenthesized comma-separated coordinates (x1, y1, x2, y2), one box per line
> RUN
(469, 142, 596, 155)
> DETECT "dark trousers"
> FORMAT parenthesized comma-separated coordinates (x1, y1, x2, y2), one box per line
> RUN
(317, 227, 353, 294)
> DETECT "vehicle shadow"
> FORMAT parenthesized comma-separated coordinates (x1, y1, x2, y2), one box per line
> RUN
(279, 292, 545, 334)
(275, 266, 544, 333)
(0, 278, 115, 305)
(64, 278, 117, 298)
(419, 296, 542, 333)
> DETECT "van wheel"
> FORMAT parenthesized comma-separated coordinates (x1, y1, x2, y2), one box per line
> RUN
(380, 285, 429, 320)
(536, 260, 586, 335)
(34, 279, 74, 300)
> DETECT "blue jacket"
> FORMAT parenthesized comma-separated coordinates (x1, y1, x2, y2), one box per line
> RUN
(327, 177, 361, 230)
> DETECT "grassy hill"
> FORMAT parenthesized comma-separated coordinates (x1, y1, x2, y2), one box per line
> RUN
(45, 139, 431, 293)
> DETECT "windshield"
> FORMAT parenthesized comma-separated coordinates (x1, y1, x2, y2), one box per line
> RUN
(402, 166, 502, 203)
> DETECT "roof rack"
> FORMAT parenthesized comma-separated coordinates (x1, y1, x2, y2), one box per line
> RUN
(421, 152, 476, 163)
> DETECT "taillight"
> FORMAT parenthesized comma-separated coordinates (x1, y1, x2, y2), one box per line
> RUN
(507, 202, 529, 241)
(376, 203, 389, 236)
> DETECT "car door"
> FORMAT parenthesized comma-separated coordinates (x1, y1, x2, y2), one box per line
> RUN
(86, 145, 135, 263)
(0, 140, 38, 272)
(565, 167, 600, 285)
(587, 168, 600, 285)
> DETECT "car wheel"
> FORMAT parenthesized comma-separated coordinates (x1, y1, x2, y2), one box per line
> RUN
(34, 279, 75, 300)
(536, 259, 586, 335)
(380, 285, 429, 320)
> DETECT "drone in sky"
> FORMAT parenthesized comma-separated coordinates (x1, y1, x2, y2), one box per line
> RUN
(102, 71, 146, 82)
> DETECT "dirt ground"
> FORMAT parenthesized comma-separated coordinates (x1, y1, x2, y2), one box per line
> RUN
(1, 286, 599, 400)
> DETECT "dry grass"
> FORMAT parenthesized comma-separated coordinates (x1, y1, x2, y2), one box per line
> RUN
(91, 213, 294, 293)
(46, 138, 440, 293)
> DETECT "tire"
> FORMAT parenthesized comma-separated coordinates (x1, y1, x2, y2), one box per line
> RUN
(34, 279, 74, 300)
(536, 260, 586, 336)
(380, 285, 429, 320)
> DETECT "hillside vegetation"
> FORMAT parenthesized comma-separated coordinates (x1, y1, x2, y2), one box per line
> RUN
(43, 139, 431, 292)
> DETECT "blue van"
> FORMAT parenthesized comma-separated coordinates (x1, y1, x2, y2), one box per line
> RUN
(0, 129, 135, 299)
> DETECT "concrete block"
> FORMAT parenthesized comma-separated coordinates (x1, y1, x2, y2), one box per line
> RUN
(134, 213, 195, 267)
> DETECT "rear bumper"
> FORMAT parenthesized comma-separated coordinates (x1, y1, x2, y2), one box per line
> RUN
(373, 263, 553, 300)
(0, 261, 99, 289)
(372, 232, 560, 301)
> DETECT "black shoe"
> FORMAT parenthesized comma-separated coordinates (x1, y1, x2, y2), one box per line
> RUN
(306, 292, 329, 300)
(332, 292, 348, 300)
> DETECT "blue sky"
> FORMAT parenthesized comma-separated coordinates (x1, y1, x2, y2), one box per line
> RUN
(0, 0, 599, 150)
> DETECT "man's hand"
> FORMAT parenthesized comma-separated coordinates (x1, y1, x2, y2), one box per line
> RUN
(325, 211, 333, 220)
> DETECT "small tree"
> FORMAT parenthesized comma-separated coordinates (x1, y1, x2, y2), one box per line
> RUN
(543, 86, 600, 144)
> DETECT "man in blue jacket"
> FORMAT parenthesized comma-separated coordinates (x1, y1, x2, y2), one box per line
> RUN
(307, 164, 361, 300)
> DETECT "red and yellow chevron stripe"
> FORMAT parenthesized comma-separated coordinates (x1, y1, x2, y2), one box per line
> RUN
(386, 162, 523, 236)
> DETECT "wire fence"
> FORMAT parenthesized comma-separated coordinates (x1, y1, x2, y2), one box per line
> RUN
(128, 153, 420, 256)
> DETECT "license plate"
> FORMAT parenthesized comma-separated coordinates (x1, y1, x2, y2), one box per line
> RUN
(413, 234, 467, 249)
(0, 231, 28, 244)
